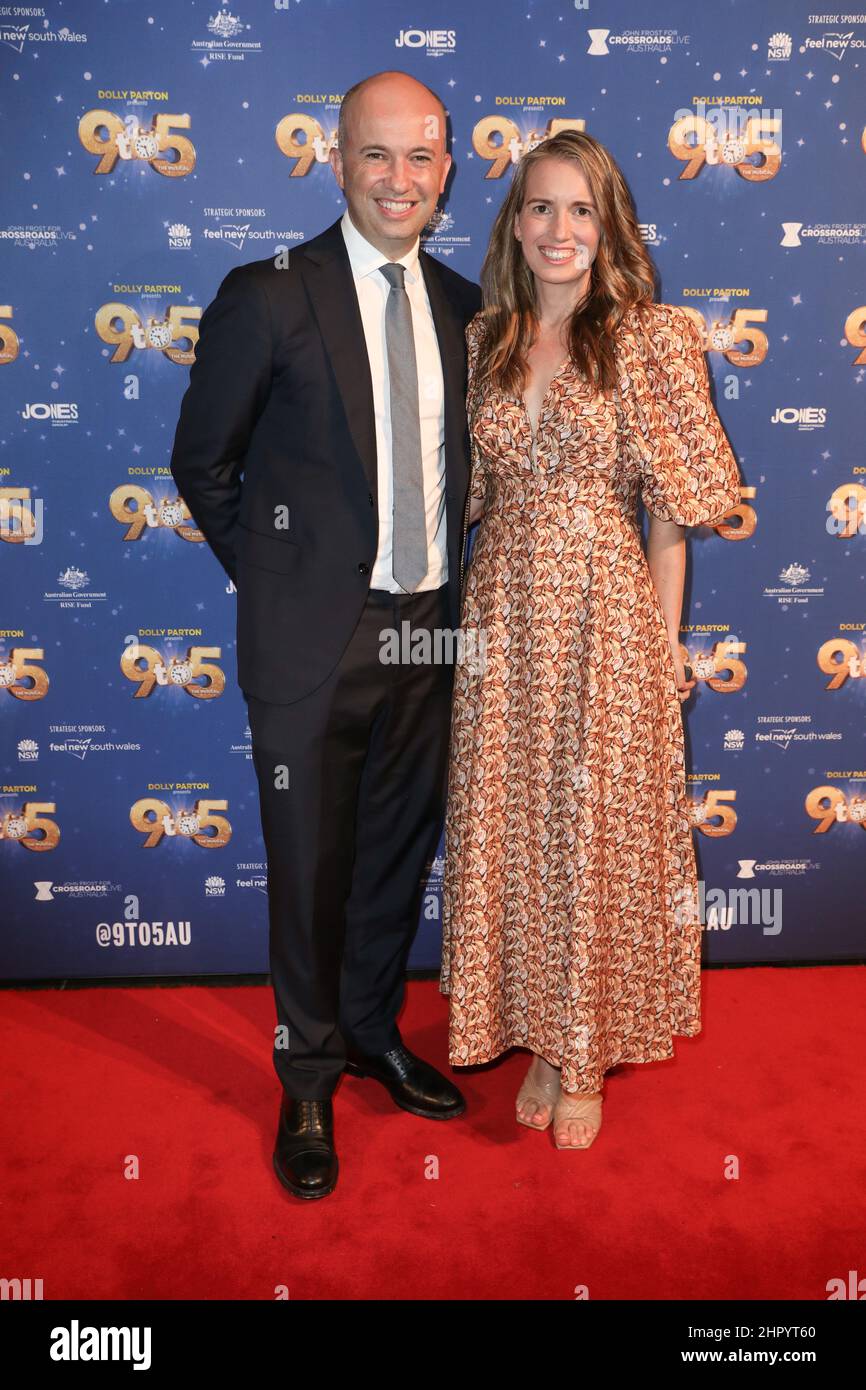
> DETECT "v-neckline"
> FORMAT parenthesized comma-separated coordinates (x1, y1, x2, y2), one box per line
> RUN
(521, 358, 569, 454)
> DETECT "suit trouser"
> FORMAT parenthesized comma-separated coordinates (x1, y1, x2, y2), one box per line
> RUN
(245, 583, 455, 1100)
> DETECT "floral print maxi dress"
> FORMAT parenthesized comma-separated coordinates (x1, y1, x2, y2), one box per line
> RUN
(440, 302, 742, 1094)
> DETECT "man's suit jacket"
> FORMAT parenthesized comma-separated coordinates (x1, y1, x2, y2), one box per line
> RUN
(169, 217, 481, 705)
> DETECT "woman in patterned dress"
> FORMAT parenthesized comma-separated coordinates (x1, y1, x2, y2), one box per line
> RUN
(440, 131, 741, 1149)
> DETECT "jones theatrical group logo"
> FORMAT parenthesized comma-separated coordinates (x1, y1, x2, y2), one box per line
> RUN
(21, 402, 79, 426)
(394, 29, 456, 56)
(769, 405, 826, 430)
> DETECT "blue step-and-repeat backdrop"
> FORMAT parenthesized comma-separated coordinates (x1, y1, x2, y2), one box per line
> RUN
(1, 0, 864, 978)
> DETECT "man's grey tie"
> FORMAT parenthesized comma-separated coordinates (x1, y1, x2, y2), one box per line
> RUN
(379, 261, 427, 592)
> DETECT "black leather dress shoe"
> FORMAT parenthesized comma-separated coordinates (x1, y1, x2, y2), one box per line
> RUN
(273, 1095, 338, 1200)
(344, 1043, 465, 1120)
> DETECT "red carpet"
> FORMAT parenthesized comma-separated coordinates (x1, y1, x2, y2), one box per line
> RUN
(3, 968, 863, 1300)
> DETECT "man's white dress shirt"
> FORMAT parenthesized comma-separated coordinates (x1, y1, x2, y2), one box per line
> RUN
(340, 209, 447, 592)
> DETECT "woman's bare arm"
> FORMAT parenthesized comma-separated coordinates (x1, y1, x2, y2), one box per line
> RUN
(645, 513, 697, 702)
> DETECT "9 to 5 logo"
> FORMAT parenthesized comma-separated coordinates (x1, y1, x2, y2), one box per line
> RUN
(826, 483, 866, 538)
(680, 309, 769, 368)
(690, 790, 737, 836)
(472, 118, 586, 177)
(1, 488, 42, 543)
(713, 486, 757, 541)
(130, 798, 232, 847)
(844, 306, 866, 366)
(806, 787, 866, 830)
(0, 306, 19, 365)
(78, 111, 196, 176)
(276, 114, 337, 176)
(677, 640, 747, 692)
(121, 643, 225, 699)
(109, 487, 203, 543)
(818, 638, 866, 687)
(668, 114, 781, 181)
(95, 303, 200, 365)
(0, 649, 49, 699)
(1, 804, 60, 850)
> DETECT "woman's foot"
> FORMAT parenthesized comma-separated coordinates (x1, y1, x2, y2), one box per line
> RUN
(515, 1054, 561, 1130)
(553, 1090, 603, 1149)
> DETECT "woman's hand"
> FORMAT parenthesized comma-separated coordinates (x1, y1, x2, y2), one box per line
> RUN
(468, 495, 485, 525)
(671, 644, 696, 703)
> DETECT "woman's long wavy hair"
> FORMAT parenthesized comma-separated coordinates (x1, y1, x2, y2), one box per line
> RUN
(477, 130, 658, 398)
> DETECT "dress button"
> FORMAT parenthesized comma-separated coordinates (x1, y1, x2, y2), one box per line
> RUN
(357, 562, 370, 575)
(368, 492, 374, 506)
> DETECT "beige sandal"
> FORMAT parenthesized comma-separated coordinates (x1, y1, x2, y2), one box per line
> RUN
(553, 1091, 603, 1149)
(515, 1057, 561, 1131)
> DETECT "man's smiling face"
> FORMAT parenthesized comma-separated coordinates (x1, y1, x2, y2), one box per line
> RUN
(330, 74, 451, 257)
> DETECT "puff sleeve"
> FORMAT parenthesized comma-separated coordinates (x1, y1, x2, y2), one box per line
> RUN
(465, 312, 488, 502)
(634, 304, 741, 527)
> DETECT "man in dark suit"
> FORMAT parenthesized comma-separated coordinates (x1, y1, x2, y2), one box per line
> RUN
(169, 70, 481, 1199)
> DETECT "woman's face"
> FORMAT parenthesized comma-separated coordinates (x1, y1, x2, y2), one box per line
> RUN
(513, 157, 601, 292)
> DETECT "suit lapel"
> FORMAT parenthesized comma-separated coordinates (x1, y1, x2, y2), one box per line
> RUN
(299, 221, 470, 506)
(299, 221, 378, 498)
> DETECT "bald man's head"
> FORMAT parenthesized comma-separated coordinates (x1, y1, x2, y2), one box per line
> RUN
(337, 71, 448, 155)
(330, 70, 451, 257)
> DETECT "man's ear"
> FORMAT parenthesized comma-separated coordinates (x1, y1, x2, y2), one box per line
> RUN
(328, 145, 344, 189)
(439, 151, 452, 193)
